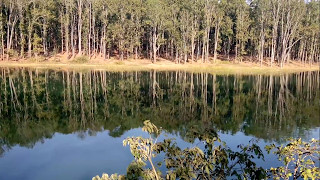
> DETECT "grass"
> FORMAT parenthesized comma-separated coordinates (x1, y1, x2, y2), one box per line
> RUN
(0, 58, 318, 75)
(72, 56, 89, 63)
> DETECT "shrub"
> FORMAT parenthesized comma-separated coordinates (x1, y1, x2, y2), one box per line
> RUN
(92, 174, 124, 180)
(29, 56, 46, 62)
(73, 56, 89, 63)
(7, 49, 19, 59)
(52, 57, 61, 62)
(114, 61, 125, 65)
(266, 138, 320, 180)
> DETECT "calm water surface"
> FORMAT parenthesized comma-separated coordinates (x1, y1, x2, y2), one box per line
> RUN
(0, 68, 319, 180)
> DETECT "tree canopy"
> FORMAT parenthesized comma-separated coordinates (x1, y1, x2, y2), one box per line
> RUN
(0, 0, 319, 66)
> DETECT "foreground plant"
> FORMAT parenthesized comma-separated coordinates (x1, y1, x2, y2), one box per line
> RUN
(123, 120, 163, 180)
(266, 138, 320, 180)
(93, 121, 319, 180)
(161, 128, 266, 180)
(92, 173, 124, 180)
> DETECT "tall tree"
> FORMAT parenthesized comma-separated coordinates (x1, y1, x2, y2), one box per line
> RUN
(235, 0, 250, 62)
(4, 0, 18, 60)
(278, 0, 305, 67)
(145, 0, 167, 63)
(213, 0, 224, 62)
(77, 0, 83, 55)
(0, 1, 4, 60)
(252, 0, 270, 66)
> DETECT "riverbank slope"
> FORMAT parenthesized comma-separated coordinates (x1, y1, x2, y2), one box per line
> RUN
(0, 58, 318, 74)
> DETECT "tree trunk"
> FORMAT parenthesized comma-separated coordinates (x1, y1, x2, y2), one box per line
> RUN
(152, 26, 157, 63)
(88, 2, 92, 59)
(202, 35, 205, 63)
(271, 0, 280, 67)
(28, 22, 33, 58)
(19, 8, 25, 58)
(213, 20, 220, 63)
(259, 18, 265, 67)
(61, 14, 64, 53)
(191, 33, 195, 63)
(7, 12, 18, 60)
(77, 0, 83, 55)
(71, 15, 76, 58)
(103, 25, 106, 60)
(205, 26, 210, 63)
(65, 4, 70, 55)
(1, 34, 4, 60)
(43, 22, 48, 56)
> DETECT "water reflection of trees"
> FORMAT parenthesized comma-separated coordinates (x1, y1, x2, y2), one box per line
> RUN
(0, 68, 319, 154)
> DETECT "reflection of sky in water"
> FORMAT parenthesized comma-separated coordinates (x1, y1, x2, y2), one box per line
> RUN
(0, 127, 319, 180)
(0, 70, 319, 179)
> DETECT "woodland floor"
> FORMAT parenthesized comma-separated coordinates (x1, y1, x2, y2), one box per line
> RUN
(0, 53, 319, 75)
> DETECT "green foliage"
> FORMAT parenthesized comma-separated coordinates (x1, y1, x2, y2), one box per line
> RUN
(162, 128, 267, 180)
(97, 121, 267, 179)
(7, 49, 19, 58)
(92, 173, 125, 180)
(123, 120, 162, 180)
(95, 121, 319, 180)
(229, 141, 266, 179)
(126, 161, 145, 179)
(32, 33, 43, 57)
(266, 138, 320, 180)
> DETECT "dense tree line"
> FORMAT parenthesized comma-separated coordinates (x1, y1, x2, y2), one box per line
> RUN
(0, 0, 319, 66)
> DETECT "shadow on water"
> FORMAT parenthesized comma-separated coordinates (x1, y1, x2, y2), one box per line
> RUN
(0, 68, 319, 156)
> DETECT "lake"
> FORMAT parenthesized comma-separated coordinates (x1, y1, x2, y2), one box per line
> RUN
(0, 68, 319, 180)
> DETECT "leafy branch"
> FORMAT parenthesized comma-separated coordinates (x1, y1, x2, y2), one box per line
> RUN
(94, 121, 319, 180)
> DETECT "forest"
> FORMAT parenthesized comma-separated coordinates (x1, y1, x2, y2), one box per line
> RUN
(0, 0, 319, 67)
